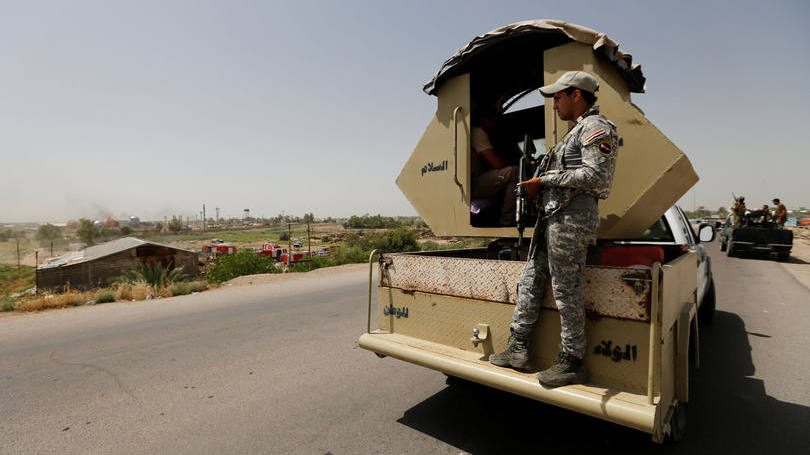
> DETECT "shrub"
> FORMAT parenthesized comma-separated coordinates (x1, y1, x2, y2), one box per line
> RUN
(169, 282, 191, 296)
(419, 241, 442, 251)
(1, 297, 14, 312)
(343, 214, 402, 229)
(344, 231, 373, 250)
(115, 283, 133, 301)
(206, 249, 279, 283)
(188, 280, 209, 292)
(119, 262, 187, 291)
(279, 231, 290, 241)
(289, 256, 333, 273)
(95, 290, 116, 303)
(169, 280, 210, 296)
(130, 283, 152, 300)
(114, 282, 152, 301)
(371, 227, 419, 253)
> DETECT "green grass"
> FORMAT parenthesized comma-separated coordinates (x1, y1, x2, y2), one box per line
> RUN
(95, 290, 116, 303)
(141, 225, 335, 245)
(168, 280, 209, 296)
(0, 264, 35, 297)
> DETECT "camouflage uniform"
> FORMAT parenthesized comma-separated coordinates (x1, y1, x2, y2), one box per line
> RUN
(732, 200, 746, 227)
(774, 202, 787, 228)
(510, 105, 618, 359)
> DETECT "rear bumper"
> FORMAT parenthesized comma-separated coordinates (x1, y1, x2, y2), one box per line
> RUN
(358, 332, 660, 435)
(731, 241, 792, 253)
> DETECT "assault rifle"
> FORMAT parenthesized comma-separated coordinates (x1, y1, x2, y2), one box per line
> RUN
(514, 134, 537, 260)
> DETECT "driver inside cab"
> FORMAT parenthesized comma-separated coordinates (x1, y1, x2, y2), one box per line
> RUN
(471, 104, 518, 226)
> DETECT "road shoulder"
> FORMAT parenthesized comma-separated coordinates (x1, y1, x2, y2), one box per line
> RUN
(780, 228, 810, 290)
(220, 263, 368, 288)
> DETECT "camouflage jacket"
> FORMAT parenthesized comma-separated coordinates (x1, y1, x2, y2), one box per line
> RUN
(774, 203, 787, 222)
(538, 105, 618, 215)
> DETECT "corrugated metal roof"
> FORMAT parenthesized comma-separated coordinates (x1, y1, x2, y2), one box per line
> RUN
(38, 237, 197, 269)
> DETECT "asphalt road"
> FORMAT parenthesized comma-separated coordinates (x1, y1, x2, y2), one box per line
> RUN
(2, 242, 809, 454)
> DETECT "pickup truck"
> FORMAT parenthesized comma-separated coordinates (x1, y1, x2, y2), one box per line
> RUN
(719, 214, 793, 261)
(360, 207, 716, 442)
(360, 19, 710, 443)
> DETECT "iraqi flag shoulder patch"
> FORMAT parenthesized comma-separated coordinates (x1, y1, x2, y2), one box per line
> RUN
(583, 129, 607, 146)
(599, 141, 613, 156)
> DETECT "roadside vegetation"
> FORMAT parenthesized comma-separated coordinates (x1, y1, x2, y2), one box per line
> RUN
(0, 216, 487, 313)
(206, 250, 279, 283)
(1, 265, 36, 311)
(3, 262, 209, 313)
(118, 262, 188, 290)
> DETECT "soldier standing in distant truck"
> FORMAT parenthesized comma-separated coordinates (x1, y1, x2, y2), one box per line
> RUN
(489, 71, 618, 387)
(732, 197, 746, 227)
(773, 198, 787, 228)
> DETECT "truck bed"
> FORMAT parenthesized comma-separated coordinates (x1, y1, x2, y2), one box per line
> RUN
(361, 247, 699, 442)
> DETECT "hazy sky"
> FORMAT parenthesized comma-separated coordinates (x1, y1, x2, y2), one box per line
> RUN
(2, 0, 809, 223)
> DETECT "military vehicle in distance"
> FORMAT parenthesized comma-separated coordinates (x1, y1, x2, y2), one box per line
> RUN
(719, 212, 793, 261)
(358, 20, 713, 443)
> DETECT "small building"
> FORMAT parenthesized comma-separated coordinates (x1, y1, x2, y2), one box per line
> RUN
(37, 237, 199, 290)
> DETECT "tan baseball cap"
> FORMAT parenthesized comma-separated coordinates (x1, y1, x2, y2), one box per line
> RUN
(539, 71, 599, 97)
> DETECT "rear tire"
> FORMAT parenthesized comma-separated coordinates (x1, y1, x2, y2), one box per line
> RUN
(720, 240, 727, 252)
(699, 279, 716, 325)
(777, 252, 790, 262)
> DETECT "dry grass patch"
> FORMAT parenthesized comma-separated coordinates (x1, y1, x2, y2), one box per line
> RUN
(15, 290, 95, 312)
(115, 282, 153, 301)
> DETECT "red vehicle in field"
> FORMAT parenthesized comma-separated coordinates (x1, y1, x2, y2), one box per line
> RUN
(258, 243, 285, 260)
(202, 243, 237, 257)
(259, 243, 310, 264)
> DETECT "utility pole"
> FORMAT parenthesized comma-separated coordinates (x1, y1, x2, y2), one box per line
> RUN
(16, 235, 20, 271)
(216, 207, 220, 226)
(35, 250, 38, 293)
(307, 221, 311, 271)
(202, 204, 206, 232)
(287, 223, 293, 270)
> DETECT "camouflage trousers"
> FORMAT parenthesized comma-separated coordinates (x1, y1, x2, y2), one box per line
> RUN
(510, 207, 598, 358)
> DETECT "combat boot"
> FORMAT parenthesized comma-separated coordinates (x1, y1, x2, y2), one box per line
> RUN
(537, 350, 587, 387)
(489, 332, 530, 370)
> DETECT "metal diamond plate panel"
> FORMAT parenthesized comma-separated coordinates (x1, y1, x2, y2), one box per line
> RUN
(381, 253, 651, 321)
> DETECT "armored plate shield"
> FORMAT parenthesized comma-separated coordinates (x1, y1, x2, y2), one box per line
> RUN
(398, 41, 697, 239)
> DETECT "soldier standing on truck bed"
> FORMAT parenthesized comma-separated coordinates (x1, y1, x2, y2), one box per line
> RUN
(489, 71, 618, 387)
(732, 197, 746, 227)
(773, 198, 787, 228)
